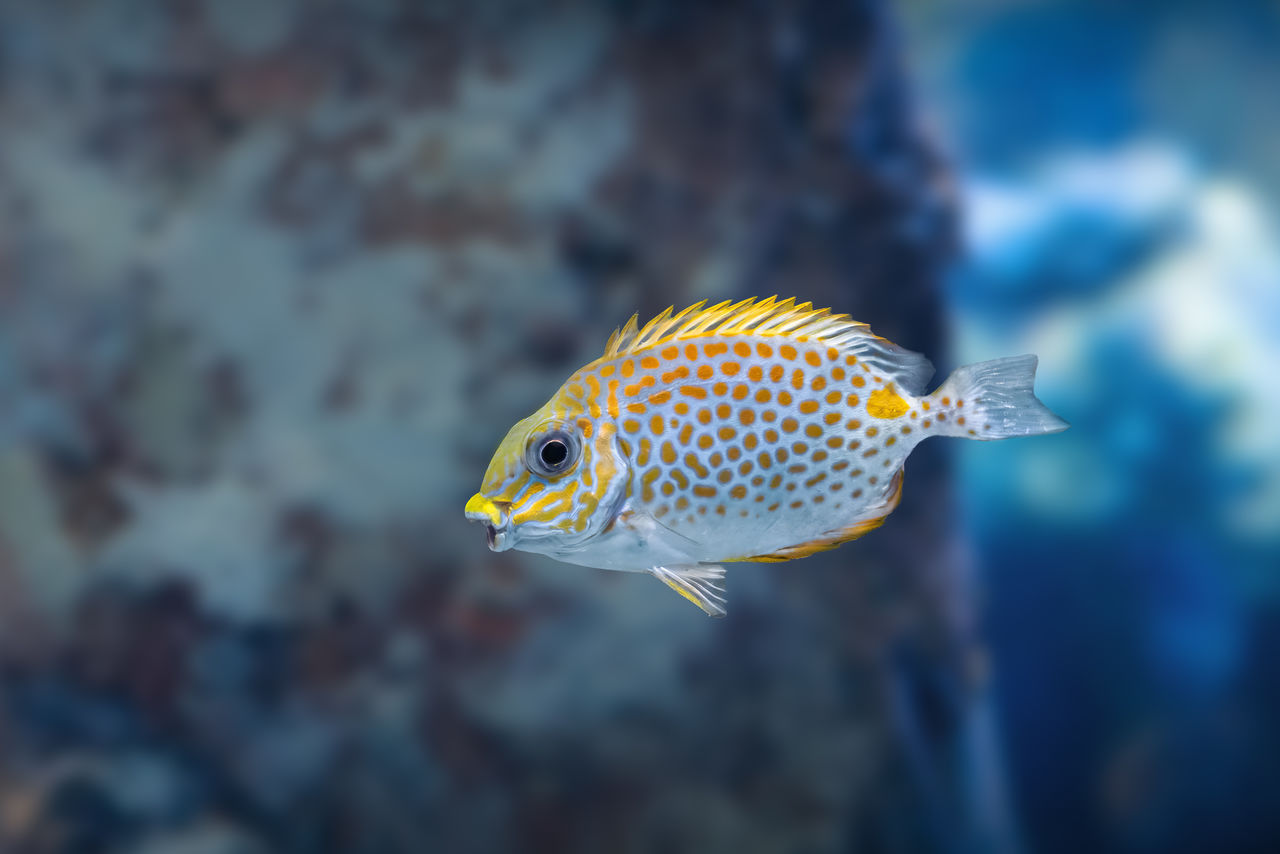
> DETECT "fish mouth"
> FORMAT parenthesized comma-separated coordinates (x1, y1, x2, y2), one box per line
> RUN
(465, 493, 513, 552)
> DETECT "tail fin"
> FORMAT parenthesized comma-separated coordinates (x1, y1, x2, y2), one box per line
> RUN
(933, 355, 1068, 440)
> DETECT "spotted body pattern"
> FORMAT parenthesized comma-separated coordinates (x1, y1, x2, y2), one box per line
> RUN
(466, 298, 1067, 615)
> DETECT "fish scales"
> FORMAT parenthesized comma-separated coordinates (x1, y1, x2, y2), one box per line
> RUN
(465, 297, 1068, 615)
(557, 333, 911, 558)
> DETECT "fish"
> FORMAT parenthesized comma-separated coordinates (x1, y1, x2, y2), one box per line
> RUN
(465, 297, 1067, 615)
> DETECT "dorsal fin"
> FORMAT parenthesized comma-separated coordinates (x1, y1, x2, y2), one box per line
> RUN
(599, 297, 933, 394)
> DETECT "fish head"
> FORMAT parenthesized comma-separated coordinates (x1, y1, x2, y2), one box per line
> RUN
(465, 393, 629, 557)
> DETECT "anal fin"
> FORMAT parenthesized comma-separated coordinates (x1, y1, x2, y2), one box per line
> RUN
(650, 565, 727, 617)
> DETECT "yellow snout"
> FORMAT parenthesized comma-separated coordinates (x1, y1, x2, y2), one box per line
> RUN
(465, 493, 504, 526)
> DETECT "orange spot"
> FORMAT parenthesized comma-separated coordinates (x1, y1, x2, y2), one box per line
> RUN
(739, 461, 754, 476)
(661, 365, 689, 383)
(739, 409, 756, 426)
(827, 348, 839, 361)
(957, 399, 965, 408)
(678, 424, 693, 445)
(718, 426, 737, 441)
(640, 356, 660, 370)
(799, 400, 820, 415)
(686, 455, 709, 478)
(805, 472, 826, 487)
(778, 391, 793, 406)
(832, 366, 846, 380)
(923, 419, 932, 428)
(650, 415, 665, 435)
(661, 346, 679, 360)
(576, 417, 594, 439)
(696, 364, 714, 380)
(674, 401, 689, 416)
(621, 360, 635, 378)
(781, 417, 799, 433)
(804, 350, 822, 367)
(638, 439, 652, 465)
(823, 412, 841, 425)
(727, 446, 741, 461)
(717, 470, 732, 484)
(846, 419, 862, 429)
(623, 383, 642, 398)
(769, 365, 785, 382)
(626, 402, 646, 414)
(792, 442, 808, 454)
(734, 341, 751, 358)
(732, 384, 749, 400)
(757, 342, 773, 358)
(697, 434, 714, 449)
(607, 380, 619, 417)
(748, 365, 763, 382)
(680, 386, 708, 399)
(866, 426, 879, 437)
(716, 403, 731, 419)
(730, 485, 747, 499)
(847, 394, 860, 407)
(804, 424, 823, 438)
(693, 485, 717, 498)
(672, 469, 689, 489)
(885, 437, 897, 446)
(941, 397, 951, 406)
(780, 345, 797, 360)
(755, 388, 772, 404)
(828, 436, 845, 449)
(790, 500, 804, 509)
(709, 452, 723, 467)
(661, 482, 674, 497)
(922, 400, 931, 411)
(743, 433, 758, 450)
(957, 416, 966, 426)
(791, 369, 806, 390)
(811, 375, 827, 391)
(762, 410, 777, 422)
(851, 375, 865, 388)
(623, 418, 641, 433)
(712, 381, 728, 396)
(758, 452, 773, 469)
(676, 496, 690, 510)
(832, 460, 849, 471)
(599, 365, 615, 377)
(763, 428, 779, 443)
(812, 450, 828, 462)
(721, 361, 741, 376)
(826, 391, 843, 405)
(697, 408, 712, 425)
(685, 344, 699, 360)
(649, 390, 671, 405)
(661, 441, 677, 464)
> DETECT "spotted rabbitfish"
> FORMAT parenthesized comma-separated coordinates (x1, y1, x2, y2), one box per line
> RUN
(465, 298, 1067, 615)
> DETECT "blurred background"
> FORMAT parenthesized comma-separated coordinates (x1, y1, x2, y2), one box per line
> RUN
(0, 1, 1276, 853)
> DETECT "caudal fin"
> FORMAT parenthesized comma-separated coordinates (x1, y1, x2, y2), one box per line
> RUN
(933, 355, 1068, 439)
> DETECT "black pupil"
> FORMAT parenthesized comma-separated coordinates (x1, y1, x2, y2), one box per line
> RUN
(540, 439, 568, 468)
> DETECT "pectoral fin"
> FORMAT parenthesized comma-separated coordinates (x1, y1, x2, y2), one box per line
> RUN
(650, 565, 727, 617)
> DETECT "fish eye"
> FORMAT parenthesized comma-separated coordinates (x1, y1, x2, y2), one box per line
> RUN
(526, 428, 580, 476)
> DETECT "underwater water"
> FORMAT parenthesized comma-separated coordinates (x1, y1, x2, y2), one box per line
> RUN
(0, 1, 1276, 853)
